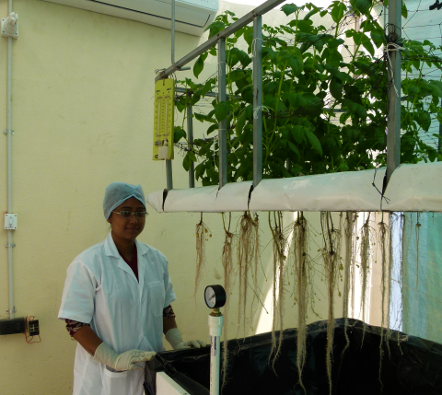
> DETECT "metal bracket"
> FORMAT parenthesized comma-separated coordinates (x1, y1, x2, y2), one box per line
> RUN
(4, 243, 16, 248)
(1, 13, 19, 38)
(6, 307, 17, 314)
(3, 129, 14, 135)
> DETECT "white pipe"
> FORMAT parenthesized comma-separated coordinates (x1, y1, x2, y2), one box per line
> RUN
(6, 0, 14, 319)
(208, 314, 223, 395)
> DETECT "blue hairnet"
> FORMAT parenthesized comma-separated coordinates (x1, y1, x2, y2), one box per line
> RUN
(103, 182, 146, 220)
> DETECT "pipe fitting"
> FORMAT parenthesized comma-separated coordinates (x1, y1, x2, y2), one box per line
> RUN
(2, 13, 19, 38)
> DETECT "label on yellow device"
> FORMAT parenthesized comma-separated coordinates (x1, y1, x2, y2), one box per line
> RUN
(153, 78, 175, 160)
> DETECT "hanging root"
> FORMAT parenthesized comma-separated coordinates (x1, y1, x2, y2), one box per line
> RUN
(293, 212, 308, 393)
(221, 213, 235, 390)
(269, 211, 287, 370)
(359, 214, 372, 344)
(237, 212, 259, 336)
(251, 213, 260, 327)
(320, 212, 342, 395)
(195, 214, 211, 300)
(342, 212, 357, 357)
(378, 213, 391, 386)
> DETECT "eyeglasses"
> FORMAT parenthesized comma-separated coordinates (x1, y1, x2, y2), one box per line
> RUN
(112, 211, 148, 218)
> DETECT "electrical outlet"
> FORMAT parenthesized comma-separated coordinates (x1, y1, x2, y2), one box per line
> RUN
(0, 318, 25, 335)
(28, 320, 40, 336)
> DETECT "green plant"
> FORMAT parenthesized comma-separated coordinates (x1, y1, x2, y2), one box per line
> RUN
(174, 2, 442, 186)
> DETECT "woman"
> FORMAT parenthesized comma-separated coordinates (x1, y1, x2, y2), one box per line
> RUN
(59, 182, 205, 395)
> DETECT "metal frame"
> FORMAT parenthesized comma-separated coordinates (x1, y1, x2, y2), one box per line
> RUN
(158, 0, 402, 192)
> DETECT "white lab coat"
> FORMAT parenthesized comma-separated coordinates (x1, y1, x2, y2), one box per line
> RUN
(58, 233, 176, 395)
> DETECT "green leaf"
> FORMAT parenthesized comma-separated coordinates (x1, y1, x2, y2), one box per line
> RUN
(331, 2, 347, 23)
(236, 108, 248, 134)
(194, 113, 208, 122)
(429, 80, 442, 98)
(281, 3, 300, 16)
(290, 19, 313, 33)
(418, 112, 432, 132)
(264, 81, 279, 94)
(288, 48, 304, 76)
(303, 6, 320, 20)
(305, 130, 323, 156)
(339, 161, 349, 172)
(291, 125, 305, 144)
(183, 151, 194, 171)
(401, 2, 408, 18)
(193, 53, 207, 78)
(288, 142, 301, 158)
(361, 34, 375, 56)
(350, 0, 372, 15)
(370, 30, 384, 48)
(195, 163, 206, 180)
(214, 101, 232, 122)
(330, 77, 343, 100)
(173, 127, 186, 142)
(206, 124, 218, 135)
(208, 21, 226, 38)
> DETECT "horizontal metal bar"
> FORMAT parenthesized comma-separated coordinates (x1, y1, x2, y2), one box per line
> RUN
(156, 0, 286, 81)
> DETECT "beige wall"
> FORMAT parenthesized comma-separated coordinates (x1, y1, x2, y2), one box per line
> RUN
(0, 1, 343, 394)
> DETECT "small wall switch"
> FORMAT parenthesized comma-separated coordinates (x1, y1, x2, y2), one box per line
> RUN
(4, 214, 17, 229)
(0, 318, 25, 335)
(28, 320, 40, 336)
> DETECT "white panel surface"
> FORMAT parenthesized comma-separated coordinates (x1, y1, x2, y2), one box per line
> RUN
(156, 372, 190, 395)
(383, 163, 442, 212)
(146, 163, 442, 213)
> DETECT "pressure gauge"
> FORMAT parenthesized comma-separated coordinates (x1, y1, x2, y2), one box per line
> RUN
(204, 285, 226, 309)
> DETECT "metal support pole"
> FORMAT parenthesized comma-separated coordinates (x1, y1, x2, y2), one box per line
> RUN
(218, 38, 227, 188)
(438, 99, 442, 154)
(386, 0, 402, 185)
(166, 160, 173, 190)
(253, 15, 263, 188)
(171, 0, 189, 71)
(187, 101, 195, 188)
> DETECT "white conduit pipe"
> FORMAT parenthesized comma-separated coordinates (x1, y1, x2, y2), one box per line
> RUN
(6, 0, 15, 319)
(208, 314, 223, 395)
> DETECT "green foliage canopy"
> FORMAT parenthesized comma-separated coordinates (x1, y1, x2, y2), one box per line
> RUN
(174, 3, 442, 186)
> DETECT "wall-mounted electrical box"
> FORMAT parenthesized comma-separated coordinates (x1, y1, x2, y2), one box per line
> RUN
(4, 214, 17, 230)
(28, 319, 40, 336)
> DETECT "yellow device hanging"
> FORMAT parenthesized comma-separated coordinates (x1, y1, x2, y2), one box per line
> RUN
(153, 78, 175, 161)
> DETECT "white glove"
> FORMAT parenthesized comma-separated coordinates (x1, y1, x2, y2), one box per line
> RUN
(93, 342, 156, 371)
(165, 328, 207, 350)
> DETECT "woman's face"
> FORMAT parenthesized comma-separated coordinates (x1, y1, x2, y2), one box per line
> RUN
(107, 197, 146, 243)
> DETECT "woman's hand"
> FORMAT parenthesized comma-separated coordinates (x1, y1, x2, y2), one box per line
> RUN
(93, 343, 156, 371)
(165, 328, 207, 350)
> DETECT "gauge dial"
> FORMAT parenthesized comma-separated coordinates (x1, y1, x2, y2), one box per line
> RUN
(204, 285, 226, 309)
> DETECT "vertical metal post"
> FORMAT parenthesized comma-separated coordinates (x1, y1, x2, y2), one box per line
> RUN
(386, 0, 402, 185)
(253, 15, 263, 188)
(166, 160, 173, 190)
(187, 101, 195, 188)
(438, 99, 442, 154)
(218, 38, 227, 188)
